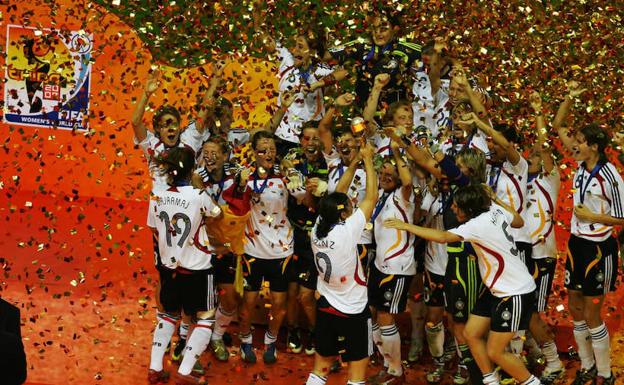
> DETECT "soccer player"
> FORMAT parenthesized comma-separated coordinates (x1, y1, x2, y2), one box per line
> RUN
(237, 131, 296, 364)
(281, 122, 329, 354)
(385, 184, 541, 385)
(305, 143, 378, 385)
(146, 147, 222, 385)
(554, 81, 623, 385)
(524, 92, 564, 384)
(368, 141, 415, 384)
(326, 6, 421, 108)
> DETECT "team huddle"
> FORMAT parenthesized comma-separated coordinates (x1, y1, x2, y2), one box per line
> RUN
(132, 5, 624, 385)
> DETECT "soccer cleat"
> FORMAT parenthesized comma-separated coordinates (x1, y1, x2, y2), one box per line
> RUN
(593, 373, 615, 385)
(172, 371, 207, 385)
(571, 366, 597, 385)
(453, 364, 469, 384)
(172, 339, 187, 362)
(240, 343, 257, 364)
(304, 330, 315, 356)
(408, 339, 423, 363)
(148, 369, 170, 384)
(192, 361, 204, 376)
(426, 359, 445, 383)
(210, 339, 229, 362)
(369, 370, 405, 385)
(287, 328, 302, 354)
(263, 342, 278, 364)
(539, 367, 564, 384)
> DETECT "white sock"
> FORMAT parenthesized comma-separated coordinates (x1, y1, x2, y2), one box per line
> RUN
(305, 373, 327, 385)
(380, 324, 403, 376)
(573, 320, 595, 370)
(408, 298, 425, 344)
(509, 330, 525, 356)
(542, 341, 562, 370)
(483, 371, 500, 385)
(520, 374, 541, 385)
(264, 330, 277, 346)
(372, 323, 388, 367)
(346, 381, 365, 385)
(149, 312, 179, 371)
(178, 319, 214, 375)
(589, 323, 611, 378)
(240, 331, 253, 345)
(212, 306, 235, 341)
(425, 321, 445, 359)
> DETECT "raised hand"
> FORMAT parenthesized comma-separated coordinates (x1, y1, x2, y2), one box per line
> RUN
(433, 37, 447, 53)
(359, 142, 375, 160)
(281, 89, 297, 108)
(528, 91, 542, 112)
(373, 73, 391, 90)
(567, 80, 587, 98)
(145, 69, 161, 95)
(335, 92, 355, 107)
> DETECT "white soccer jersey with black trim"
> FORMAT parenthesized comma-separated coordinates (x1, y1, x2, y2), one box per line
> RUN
(135, 122, 208, 194)
(275, 43, 335, 144)
(571, 161, 624, 241)
(243, 167, 294, 260)
(324, 149, 372, 244)
(526, 170, 560, 259)
(487, 157, 530, 243)
(420, 189, 448, 276)
(374, 189, 416, 275)
(148, 185, 221, 270)
(412, 70, 451, 141)
(196, 167, 236, 206)
(311, 208, 369, 314)
(449, 204, 536, 298)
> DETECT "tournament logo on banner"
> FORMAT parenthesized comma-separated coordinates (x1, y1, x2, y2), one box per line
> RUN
(4, 25, 93, 130)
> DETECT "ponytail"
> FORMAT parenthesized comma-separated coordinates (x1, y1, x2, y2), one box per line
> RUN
(315, 192, 350, 239)
(156, 147, 195, 186)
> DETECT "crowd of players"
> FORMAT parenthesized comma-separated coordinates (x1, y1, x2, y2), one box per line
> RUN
(132, 5, 624, 385)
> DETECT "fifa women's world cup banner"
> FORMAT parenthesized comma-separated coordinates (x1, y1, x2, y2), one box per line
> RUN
(4, 24, 93, 130)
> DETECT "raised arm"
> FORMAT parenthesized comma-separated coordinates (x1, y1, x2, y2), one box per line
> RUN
(335, 150, 360, 194)
(385, 127, 444, 179)
(453, 68, 487, 118)
(358, 143, 379, 221)
(529, 91, 554, 173)
(305, 69, 350, 95)
(131, 70, 160, 142)
(428, 38, 447, 97)
(319, 93, 355, 153)
(553, 81, 587, 154)
(196, 61, 226, 134)
(251, 0, 277, 53)
(363, 73, 390, 126)
(391, 141, 414, 201)
(262, 90, 296, 134)
(460, 112, 521, 165)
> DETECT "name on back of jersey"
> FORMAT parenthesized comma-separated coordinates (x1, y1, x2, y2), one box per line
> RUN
(313, 238, 335, 249)
(154, 195, 191, 210)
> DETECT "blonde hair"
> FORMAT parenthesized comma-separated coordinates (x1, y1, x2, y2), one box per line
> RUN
(456, 148, 486, 184)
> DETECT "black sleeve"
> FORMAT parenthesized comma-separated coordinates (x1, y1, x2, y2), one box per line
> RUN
(328, 41, 363, 64)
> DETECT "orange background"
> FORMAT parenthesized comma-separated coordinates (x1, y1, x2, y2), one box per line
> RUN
(0, 0, 277, 201)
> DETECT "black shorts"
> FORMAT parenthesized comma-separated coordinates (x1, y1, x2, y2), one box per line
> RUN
(286, 230, 318, 290)
(444, 242, 483, 323)
(242, 255, 288, 292)
(315, 296, 373, 362)
(414, 237, 427, 274)
(159, 267, 216, 315)
(471, 290, 534, 333)
(565, 235, 618, 296)
(212, 253, 236, 285)
(533, 257, 557, 313)
(368, 264, 413, 314)
(424, 270, 445, 307)
(517, 241, 535, 276)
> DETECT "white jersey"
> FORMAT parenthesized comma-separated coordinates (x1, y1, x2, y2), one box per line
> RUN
(148, 185, 221, 270)
(571, 161, 624, 241)
(420, 189, 449, 275)
(243, 167, 294, 259)
(312, 208, 368, 314)
(526, 170, 560, 259)
(275, 43, 334, 144)
(373, 189, 416, 275)
(487, 157, 530, 243)
(449, 204, 536, 297)
(324, 149, 372, 244)
(135, 122, 208, 194)
(440, 131, 489, 157)
(412, 70, 451, 141)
